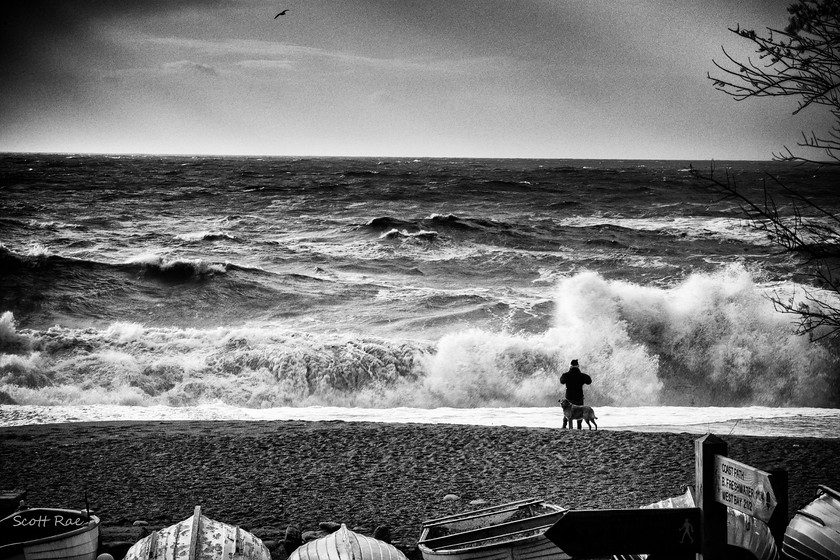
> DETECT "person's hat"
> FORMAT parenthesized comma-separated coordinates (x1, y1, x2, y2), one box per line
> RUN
(570, 359, 579, 367)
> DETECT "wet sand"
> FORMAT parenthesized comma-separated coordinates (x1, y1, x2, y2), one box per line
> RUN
(1, 420, 838, 558)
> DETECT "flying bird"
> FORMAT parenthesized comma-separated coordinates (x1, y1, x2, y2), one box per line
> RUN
(274, 9, 288, 18)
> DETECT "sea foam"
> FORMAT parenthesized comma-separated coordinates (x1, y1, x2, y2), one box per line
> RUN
(1, 265, 838, 409)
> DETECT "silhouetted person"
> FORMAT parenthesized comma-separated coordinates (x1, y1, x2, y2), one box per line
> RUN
(560, 359, 592, 429)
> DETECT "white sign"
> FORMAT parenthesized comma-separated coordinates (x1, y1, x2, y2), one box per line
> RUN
(714, 455, 777, 522)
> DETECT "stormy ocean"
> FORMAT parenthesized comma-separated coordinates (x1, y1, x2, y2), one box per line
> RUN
(2, 154, 840, 435)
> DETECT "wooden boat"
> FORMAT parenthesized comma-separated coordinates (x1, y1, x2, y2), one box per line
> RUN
(0, 507, 100, 560)
(612, 487, 778, 560)
(417, 498, 570, 560)
(289, 524, 407, 560)
(0, 490, 27, 520)
(783, 485, 840, 560)
(122, 506, 270, 560)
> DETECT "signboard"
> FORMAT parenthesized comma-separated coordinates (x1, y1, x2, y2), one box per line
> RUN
(715, 455, 777, 522)
(545, 508, 702, 557)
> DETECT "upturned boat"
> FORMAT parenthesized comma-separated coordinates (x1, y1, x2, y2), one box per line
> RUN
(288, 524, 407, 560)
(783, 485, 840, 560)
(417, 498, 570, 560)
(0, 507, 100, 560)
(122, 506, 270, 560)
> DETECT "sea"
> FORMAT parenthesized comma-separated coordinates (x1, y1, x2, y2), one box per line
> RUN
(2, 154, 840, 437)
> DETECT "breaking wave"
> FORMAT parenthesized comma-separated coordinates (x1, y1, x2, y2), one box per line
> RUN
(0, 246, 230, 281)
(122, 253, 228, 280)
(173, 231, 240, 243)
(2, 265, 838, 409)
(364, 214, 521, 238)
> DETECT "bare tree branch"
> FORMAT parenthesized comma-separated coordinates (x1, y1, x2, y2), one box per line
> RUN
(694, 163, 840, 339)
(709, 0, 840, 165)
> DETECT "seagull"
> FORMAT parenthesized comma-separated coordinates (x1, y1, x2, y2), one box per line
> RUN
(274, 9, 288, 18)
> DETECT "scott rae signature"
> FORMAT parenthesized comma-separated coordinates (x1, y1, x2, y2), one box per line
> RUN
(12, 514, 88, 528)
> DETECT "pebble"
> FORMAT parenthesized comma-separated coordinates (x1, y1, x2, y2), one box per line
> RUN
(319, 521, 342, 533)
(132, 520, 148, 527)
(443, 494, 460, 501)
(373, 525, 392, 543)
(302, 530, 323, 542)
(8, 421, 835, 559)
(469, 499, 487, 506)
(285, 525, 301, 539)
(284, 525, 302, 554)
(96, 555, 115, 560)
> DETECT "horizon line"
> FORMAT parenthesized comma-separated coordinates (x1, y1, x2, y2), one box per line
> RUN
(0, 149, 780, 163)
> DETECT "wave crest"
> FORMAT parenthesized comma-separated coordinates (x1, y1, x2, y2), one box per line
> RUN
(379, 229, 439, 241)
(0, 312, 31, 354)
(123, 253, 227, 280)
(174, 231, 239, 243)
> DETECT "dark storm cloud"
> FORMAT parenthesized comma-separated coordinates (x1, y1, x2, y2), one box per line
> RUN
(0, 0, 228, 119)
(3, 0, 229, 66)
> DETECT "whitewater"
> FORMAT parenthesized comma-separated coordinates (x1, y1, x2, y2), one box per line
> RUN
(2, 155, 840, 436)
(2, 403, 839, 439)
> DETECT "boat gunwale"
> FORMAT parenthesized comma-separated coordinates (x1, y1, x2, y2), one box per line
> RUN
(417, 508, 565, 550)
(421, 499, 543, 527)
(0, 511, 99, 551)
(818, 485, 840, 502)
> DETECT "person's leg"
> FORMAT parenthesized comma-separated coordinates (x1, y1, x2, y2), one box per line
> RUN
(572, 398, 583, 429)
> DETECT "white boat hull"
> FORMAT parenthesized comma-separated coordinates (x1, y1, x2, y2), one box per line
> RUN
(783, 485, 840, 560)
(123, 506, 270, 560)
(289, 524, 406, 560)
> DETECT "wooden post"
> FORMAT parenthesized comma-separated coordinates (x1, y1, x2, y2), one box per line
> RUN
(695, 434, 727, 560)
(767, 469, 789, 547)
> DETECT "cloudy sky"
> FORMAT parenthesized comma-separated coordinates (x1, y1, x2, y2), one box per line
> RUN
(0, 0, 829, 159)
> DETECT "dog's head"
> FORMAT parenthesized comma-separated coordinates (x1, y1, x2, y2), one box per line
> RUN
(558, 398, 571, 409)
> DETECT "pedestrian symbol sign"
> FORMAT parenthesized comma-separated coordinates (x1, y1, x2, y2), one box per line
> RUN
(680, 517, 695, 544)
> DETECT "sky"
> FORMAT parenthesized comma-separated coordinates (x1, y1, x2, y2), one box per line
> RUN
(0, 0, 831, 159)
